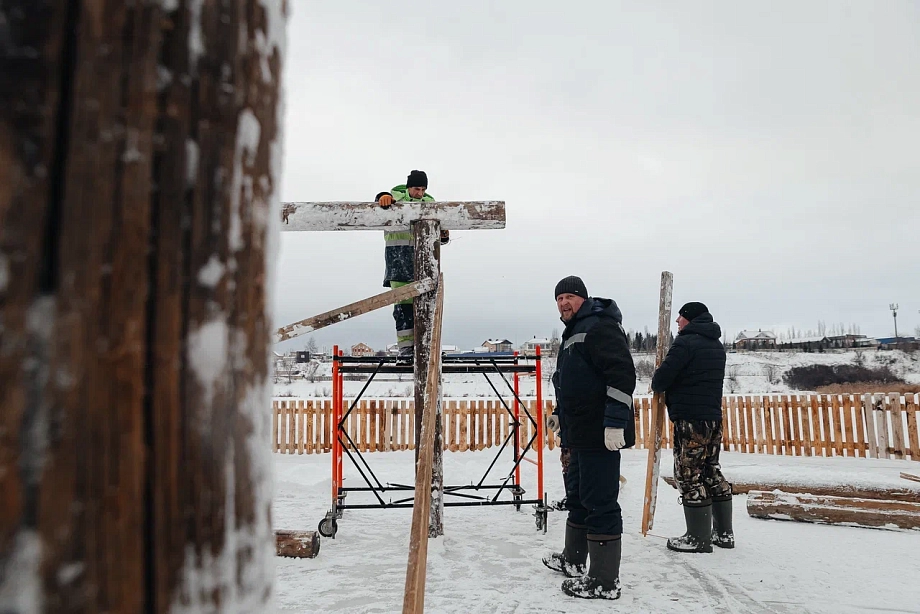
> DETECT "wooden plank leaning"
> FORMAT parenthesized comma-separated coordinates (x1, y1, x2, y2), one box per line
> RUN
(274, 278, 437, 343)
(640, 271, 674, 536)
(402, 274, 445, 614)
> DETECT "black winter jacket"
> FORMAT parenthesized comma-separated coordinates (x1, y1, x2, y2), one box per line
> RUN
(552, 298, 637, 450)
(650, 313, 726, 422)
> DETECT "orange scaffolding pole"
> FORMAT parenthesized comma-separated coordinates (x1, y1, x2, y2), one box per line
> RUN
(332, 344, 340, 501)
(536, 345, 544, 501)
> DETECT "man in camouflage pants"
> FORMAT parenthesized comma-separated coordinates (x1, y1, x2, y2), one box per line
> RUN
(651, 302, 733, 553)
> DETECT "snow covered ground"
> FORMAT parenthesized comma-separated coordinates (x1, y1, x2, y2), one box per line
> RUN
(273, 447, 920, 613)
(274, 350, 920, 399)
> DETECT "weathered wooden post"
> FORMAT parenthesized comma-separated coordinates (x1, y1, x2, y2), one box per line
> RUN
(413, 220, 443, 536)
(641, 271, 674, 535)
(0, 2, 286, 612)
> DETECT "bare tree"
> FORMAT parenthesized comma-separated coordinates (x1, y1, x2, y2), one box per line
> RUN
(635, 358, 655, 379)
(725, 366, 740, 393)
(762, 363, 780, 385)
(304, 360, 321, 383)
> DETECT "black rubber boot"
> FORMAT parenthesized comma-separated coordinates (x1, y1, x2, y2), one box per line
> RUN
(667, 500, 713, 553)
(395, 347, 414, 366)
(561, 536, 622, 600)
(542, 522, 587, 577)
(712, 496, 734, 549)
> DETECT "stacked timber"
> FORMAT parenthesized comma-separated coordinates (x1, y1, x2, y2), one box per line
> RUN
(662, 475, 920, 503)
(746, 491, 920, 531)
(662, 473, 920, 531)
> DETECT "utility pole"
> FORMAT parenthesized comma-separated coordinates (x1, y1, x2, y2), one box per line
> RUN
(890, 303, 899, 349)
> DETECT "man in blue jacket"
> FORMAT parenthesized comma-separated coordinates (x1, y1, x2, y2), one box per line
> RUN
(651, 301, 732, 553)
(542, 276, 636, 600)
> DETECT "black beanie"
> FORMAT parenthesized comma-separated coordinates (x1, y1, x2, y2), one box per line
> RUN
(406, 170, 428, 189)
(554, 276, 588, 300)
(679, 301, 709, 321)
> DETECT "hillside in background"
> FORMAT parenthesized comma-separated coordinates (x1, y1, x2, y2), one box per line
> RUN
(274, 349, 920, 398)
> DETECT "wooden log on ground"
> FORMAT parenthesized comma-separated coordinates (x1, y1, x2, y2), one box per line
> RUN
(662, 475, 920, 503)
(275, 531, 321, 558)
(746, 490, 920, 531)
(902, 472, 920, 484)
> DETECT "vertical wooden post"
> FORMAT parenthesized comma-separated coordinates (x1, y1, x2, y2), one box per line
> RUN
(413, 219, 443, 537)
(640, 272, 674, 536)
(0, 2, 287, 612)
(402, 278, 444, 614)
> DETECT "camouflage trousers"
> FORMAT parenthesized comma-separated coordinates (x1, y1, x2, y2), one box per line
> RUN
(560, 447, 571, 475)
(673, 419, 732, 503)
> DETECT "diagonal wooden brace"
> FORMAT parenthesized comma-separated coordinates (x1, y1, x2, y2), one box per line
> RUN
(274, 278, 437, 343)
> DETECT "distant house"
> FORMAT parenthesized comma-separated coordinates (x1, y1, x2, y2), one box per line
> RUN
(482, 338, 513, 353)
(350, 343, 375, 358)
(521, 336, 555, 356)
(734, 330, 777, 350)
(777, 335, 829, 351)
(441, 344, 459, 354)
(826, 334, 872, 349)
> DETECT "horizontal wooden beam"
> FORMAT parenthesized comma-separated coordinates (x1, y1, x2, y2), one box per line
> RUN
(274, 278, 436, 343)
(746, 490, 920, 531)
(281, 201, 505, 231)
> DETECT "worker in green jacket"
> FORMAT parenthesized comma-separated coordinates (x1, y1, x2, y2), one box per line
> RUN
(376, 170, 449, 364)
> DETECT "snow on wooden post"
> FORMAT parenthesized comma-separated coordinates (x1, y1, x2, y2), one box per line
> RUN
(0, 2, 286, 612)
(641, 271, 674, 536)
(413, 220, 444, 538)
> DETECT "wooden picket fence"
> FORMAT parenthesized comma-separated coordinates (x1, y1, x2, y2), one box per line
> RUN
(272, 393, 920, 461)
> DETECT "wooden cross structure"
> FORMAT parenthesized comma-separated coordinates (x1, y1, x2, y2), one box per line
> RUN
(277, 199, 505, 539)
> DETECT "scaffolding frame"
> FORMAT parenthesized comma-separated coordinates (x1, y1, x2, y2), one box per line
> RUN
(319, 346, 547, 537)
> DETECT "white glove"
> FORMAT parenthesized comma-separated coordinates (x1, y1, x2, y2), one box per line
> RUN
(546, 414, 560, 435)
(605, 427, 626, 451)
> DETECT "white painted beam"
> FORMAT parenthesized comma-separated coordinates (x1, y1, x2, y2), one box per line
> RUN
(280, 201, 506, 231)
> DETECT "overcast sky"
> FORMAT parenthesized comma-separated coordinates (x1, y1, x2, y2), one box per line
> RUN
(273, 0, 920, 353)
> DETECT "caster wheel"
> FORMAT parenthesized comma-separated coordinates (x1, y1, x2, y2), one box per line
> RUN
(318, 517, 338, 538)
